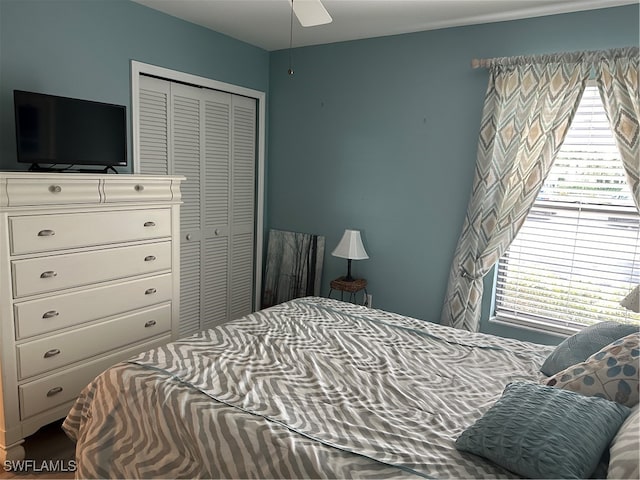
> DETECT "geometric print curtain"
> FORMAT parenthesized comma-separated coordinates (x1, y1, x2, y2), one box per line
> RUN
(596, 47, 640, 210)
(440, 56, 591, 331)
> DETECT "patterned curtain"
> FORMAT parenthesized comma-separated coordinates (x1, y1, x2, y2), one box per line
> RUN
(440, 58, 591, 331)
(262, 229, 325, 308)
(596, 48, 640, 209)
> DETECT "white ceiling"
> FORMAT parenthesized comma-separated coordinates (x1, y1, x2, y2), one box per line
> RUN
(132, 0, 635, 51)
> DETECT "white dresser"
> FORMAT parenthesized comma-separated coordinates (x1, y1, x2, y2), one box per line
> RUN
(0, 172, 182, 461)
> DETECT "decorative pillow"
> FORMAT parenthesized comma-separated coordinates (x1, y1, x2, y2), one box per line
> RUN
(608, 404, 640, 479)
(455, 382, 630, 479)
(540, 322, 638, 376)
(544, 333, 639, 407)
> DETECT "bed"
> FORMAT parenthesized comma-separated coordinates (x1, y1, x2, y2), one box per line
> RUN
(63, 297, 566, 478)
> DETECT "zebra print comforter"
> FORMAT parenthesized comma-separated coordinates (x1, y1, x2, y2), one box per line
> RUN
(63, 297, 554, 479)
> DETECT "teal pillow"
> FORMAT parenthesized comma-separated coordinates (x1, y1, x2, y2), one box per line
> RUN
(455, 382, 630, 479)
(541, 322, 638, 376)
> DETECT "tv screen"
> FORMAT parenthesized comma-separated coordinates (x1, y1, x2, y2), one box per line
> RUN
(14, 90, 127, 168)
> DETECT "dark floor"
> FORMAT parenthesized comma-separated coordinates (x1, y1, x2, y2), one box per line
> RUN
(0, 420, 75, 479)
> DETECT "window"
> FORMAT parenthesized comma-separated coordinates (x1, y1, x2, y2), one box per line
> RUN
(494, 84, 640, 335)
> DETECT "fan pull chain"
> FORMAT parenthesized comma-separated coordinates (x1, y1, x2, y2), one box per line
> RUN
(288, 0, 294, 75)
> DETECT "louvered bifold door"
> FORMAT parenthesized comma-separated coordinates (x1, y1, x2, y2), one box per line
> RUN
(202, 89, 232, 329)
(171, 83, 203, 337)
(138, 75, 170, 175)
(138, 75, 259, 335)
(229, 95, 257, 320)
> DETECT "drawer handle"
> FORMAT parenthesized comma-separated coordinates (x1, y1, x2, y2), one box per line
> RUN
(186, 234, 192, 241)
(42, 310, 59, 319)
(46, 387, 64, 397)
(48, 185, 62, 193)
(144, 221, 156, 227)
(135, 184, 145, 192)
(40, 271, 57, 279)
(144, 320, 157, 328)
(43, 349, 61, 358)
(37, 229, 56, 237)
(144, 255, 156, 262)
(145, 288, 157, 295)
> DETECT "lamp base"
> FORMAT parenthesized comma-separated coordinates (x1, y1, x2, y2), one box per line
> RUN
(342, 259, 355, 282)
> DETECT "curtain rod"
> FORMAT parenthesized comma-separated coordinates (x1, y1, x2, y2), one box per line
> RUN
(471, 46, 638, 69)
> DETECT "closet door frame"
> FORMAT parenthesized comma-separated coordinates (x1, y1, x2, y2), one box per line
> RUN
(130, 60, 265, 312)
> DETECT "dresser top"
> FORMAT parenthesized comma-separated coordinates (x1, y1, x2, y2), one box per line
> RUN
(0, 172, 184, 181)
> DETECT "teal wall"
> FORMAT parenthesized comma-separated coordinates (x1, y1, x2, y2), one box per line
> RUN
(1, 0, 638, 345)
(0, 0, 269, 172)
(267, 4, 640, 344)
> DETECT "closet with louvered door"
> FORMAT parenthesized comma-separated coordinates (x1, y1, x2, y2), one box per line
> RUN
(138, 75, 257, 337)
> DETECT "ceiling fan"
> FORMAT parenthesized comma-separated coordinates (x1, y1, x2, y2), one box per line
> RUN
(291, 0, 332, 27)
(287, 0, 332, 75)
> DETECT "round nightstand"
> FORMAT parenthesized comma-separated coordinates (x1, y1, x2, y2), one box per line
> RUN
(328, 277, 368, 304)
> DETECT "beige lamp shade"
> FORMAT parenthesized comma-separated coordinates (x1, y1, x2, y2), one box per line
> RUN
(332, 229, 369, 260)
(620, 285, 640, 313)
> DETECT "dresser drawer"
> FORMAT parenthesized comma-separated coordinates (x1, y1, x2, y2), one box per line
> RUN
(103, 178, 173, 203)
(12, 241, 171, 298)
(9, 208, 171, 255)
(14, 273, 172, 339)
(5, 178, 100, 206)
(17, 303, 171, 380)
(19, 334, 171, 420)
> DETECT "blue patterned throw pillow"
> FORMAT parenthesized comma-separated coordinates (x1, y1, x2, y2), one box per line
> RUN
(544, 333, 639, 407)
(455, 382, 630, 479)
(540, 322, 638, 376)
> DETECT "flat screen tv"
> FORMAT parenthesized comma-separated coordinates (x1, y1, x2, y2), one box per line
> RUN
(14, 90, 127, 171)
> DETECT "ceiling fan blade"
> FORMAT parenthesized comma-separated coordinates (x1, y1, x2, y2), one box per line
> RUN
(292, 0, 332, 27)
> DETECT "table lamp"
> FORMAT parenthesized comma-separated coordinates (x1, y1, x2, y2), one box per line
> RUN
(620, 285, 640, 313)
(331, 229, 369, 282)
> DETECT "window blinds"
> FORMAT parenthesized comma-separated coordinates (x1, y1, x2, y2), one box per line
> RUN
(495, 85, 640, 333)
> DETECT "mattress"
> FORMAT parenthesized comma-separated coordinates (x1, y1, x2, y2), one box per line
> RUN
(63, 297, 554, 478)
